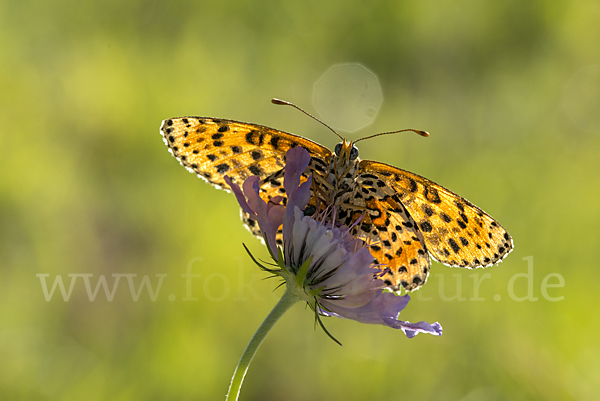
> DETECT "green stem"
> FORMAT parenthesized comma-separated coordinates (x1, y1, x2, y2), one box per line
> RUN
(225, 289, 299, 401)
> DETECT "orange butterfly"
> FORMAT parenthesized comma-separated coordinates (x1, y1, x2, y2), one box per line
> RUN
(160, 99, 513, 292)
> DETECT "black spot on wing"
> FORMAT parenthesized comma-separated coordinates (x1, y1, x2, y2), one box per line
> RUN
(215, 163, 229, 174)
(423, 185, 441, 204)
(245, 130, 258, 145)
(270, 135, 280, 149)
(419, 221, 433, 232)
(440, 213, 452, 223)
(448, 238, 460, 253)
(408, 178, 418, 192)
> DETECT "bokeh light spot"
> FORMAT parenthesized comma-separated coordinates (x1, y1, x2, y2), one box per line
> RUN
(313, 63, 383, 133)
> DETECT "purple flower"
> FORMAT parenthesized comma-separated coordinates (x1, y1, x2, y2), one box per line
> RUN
(225, 174, 285, 257)
(225, 147, 442, 339)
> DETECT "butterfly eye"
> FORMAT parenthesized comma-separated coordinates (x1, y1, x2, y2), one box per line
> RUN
(349, 146, 359, 160)
(334, 143, 342, 155)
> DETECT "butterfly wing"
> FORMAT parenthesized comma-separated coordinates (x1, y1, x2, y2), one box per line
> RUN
(160, 117, 332, 240)
(358, 160, 513, 269)
(340, 191, 431, 292)
(161, 117, 332, 189)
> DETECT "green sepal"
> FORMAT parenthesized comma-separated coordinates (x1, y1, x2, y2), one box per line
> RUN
(242, 243, 281, 275)
(295, 256, 313, 288)
(313, 299, 342, 346)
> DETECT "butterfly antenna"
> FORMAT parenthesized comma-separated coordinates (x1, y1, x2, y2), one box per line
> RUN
(354, 128, 430, 144)
(271, 98, 344, 141)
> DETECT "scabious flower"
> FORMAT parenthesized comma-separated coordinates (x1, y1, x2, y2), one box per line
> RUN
(225, 147, 442, 339)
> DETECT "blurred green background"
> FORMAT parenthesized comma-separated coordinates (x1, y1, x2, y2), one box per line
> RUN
(1, 1, 599, 400)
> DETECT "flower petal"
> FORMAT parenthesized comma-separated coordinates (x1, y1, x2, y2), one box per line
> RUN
(224, 175, 284, 256)
(383, 318, 443, 338)
(316, 246, 375, 291)
(320, 292, 442, 337)
(224, 176, 256, 217)
(288, 207, 312, 267)
(282, 148, 313, 242)
(283, 147, 311, 196)
(243, 176, 267, 217)
(319, 290, 407, 323)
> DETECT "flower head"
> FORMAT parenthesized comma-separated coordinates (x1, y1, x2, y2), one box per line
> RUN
(225, 147, 442, 340)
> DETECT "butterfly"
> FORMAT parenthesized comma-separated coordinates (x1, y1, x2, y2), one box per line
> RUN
(160, 99, 513, 292)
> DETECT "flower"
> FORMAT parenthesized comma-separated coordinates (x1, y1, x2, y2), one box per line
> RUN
(225, 147, 442, 340)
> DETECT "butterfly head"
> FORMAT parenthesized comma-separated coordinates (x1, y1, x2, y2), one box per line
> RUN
(334, 139, 359, 162)
(330, 139, 361, 191)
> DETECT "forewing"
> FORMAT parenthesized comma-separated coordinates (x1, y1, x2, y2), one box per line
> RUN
(359, 160, 513, 268)
(160, 117, 331, 240)
(160, 117, 331, 189)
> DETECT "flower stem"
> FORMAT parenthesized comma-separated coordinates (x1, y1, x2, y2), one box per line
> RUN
(225, 289, 299, 401)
